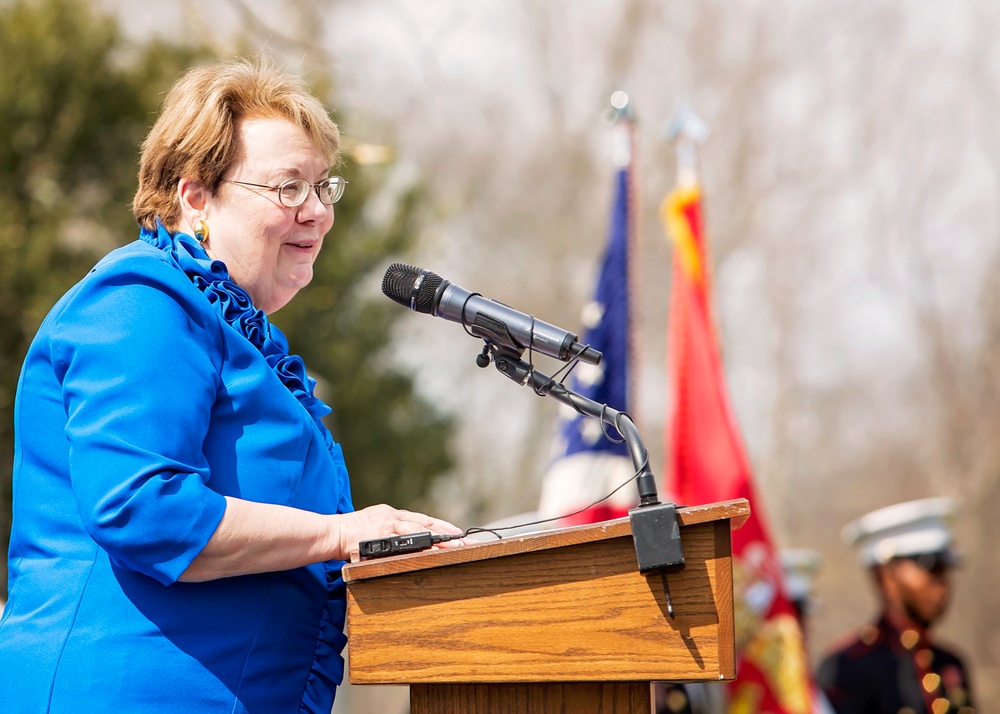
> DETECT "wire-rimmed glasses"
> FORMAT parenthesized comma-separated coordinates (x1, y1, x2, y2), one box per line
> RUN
(223, 176, 347, 207)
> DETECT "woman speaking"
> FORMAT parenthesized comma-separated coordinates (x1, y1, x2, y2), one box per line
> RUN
(0, 57, 461, 712)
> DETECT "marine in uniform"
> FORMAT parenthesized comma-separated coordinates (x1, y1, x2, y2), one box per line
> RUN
(816, 498, 974, 714)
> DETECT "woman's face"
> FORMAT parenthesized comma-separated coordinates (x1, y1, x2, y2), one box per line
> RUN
(203, 117, 334, 314)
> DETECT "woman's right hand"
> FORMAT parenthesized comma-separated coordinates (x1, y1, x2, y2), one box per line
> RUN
(332, 504, 464, 560)
(181, 499, 465, 582)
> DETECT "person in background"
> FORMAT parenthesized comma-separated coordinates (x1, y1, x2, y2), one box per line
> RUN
(0, 56, 461, 713)
(780, 547, 822, 637)
(779, 548, 839, 714)
(816, 498, 974, 714)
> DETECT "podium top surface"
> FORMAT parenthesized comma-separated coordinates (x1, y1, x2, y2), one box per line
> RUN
(343, 498, 749, 584)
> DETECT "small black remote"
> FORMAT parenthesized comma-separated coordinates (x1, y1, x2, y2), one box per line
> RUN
(358, 532, 435, 559)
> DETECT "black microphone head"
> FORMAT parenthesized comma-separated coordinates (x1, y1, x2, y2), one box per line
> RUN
(382, 262, 420, 307)
(381, 262, 442, 314)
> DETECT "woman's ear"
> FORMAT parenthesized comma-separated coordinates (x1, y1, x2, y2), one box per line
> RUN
(177, 178, 210, 233)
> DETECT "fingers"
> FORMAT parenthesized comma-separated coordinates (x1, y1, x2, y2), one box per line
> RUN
(393, 509, 464, 536)
(338, 505, 465, 558)
(431, 536, 466, 550)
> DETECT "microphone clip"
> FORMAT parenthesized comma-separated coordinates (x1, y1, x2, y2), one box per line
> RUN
(491, 348, 532, 386)
(474, 341, 530, 385)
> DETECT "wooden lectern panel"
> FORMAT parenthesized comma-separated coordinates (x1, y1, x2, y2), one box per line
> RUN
(344, 499, 748, 686)
(410, 682, 650, 714)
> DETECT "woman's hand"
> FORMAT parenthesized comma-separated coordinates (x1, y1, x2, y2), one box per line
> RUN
(180, 498, 464, 582)
(332, 504, 464, 560)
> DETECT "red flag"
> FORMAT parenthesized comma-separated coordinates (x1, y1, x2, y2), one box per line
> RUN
(663, 183, 817, 714)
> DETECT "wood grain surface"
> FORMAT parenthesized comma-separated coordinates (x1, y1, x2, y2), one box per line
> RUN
(409, 682, 651, 714)
(345, 499, 748, 686)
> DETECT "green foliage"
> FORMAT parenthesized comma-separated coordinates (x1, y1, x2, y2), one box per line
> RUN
(0, 0, 207, 599)
(0, 0, 453, 598)
(0, 0, 206, 417)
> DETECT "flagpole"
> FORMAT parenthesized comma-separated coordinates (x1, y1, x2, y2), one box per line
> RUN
(605, 91, 641, 426)
(536, 93, 647, 528)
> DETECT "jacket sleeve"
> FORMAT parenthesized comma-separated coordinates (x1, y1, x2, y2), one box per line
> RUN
(49, 253, 229, 586)
(816, 651, 867, 714)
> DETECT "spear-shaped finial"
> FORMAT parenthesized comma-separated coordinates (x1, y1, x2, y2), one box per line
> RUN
(665, 101, 709, 187)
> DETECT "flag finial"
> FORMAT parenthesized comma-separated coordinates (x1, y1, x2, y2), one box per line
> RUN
(604, 91, 636, 167)
(665, 101, 709, 186)
(603, 90, 635, 124)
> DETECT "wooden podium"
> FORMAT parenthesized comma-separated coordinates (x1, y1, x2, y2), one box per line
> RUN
(342, 498, 749, 714)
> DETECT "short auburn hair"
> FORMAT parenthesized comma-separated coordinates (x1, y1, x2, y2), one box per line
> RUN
(133, 56, 340, 231)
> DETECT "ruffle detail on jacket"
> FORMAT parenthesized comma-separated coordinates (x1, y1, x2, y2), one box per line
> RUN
(297, 566, 349, 714)
(139, 223, 332, 428)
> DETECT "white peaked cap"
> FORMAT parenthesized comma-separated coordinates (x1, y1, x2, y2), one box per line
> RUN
(841, 497, 960, 566)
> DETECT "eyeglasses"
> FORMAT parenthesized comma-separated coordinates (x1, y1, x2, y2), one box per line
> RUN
(223, 176, 347, 207)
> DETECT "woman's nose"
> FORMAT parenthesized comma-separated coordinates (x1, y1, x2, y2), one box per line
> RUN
(297, 189, 332, 223)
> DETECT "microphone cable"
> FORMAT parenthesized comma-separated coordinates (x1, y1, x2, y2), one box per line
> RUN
(462, 447, 649, 541)
(356, 454, 651, 560)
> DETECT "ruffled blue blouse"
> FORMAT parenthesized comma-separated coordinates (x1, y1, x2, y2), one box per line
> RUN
(0, 224, 354, 713)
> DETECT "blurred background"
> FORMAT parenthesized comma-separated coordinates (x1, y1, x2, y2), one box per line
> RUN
(1, 0, 997, 710)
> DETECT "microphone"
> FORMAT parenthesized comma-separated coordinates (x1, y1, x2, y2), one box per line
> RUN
(381, 263, 602, 365)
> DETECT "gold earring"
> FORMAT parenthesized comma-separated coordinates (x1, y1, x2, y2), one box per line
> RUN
(194, 219, 210, 243)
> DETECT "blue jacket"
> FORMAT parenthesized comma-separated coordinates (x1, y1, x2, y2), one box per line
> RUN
(0, 225, 354, 713)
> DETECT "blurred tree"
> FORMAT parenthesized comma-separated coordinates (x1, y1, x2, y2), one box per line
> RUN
(0, 0, 207, 599)
(0, 0, 453, 599)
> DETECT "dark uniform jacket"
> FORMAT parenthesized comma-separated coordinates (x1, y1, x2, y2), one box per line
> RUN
(817, 611, 974, 714)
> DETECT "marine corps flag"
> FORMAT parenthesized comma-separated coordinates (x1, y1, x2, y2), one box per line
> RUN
(663, 182, 817, 713)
